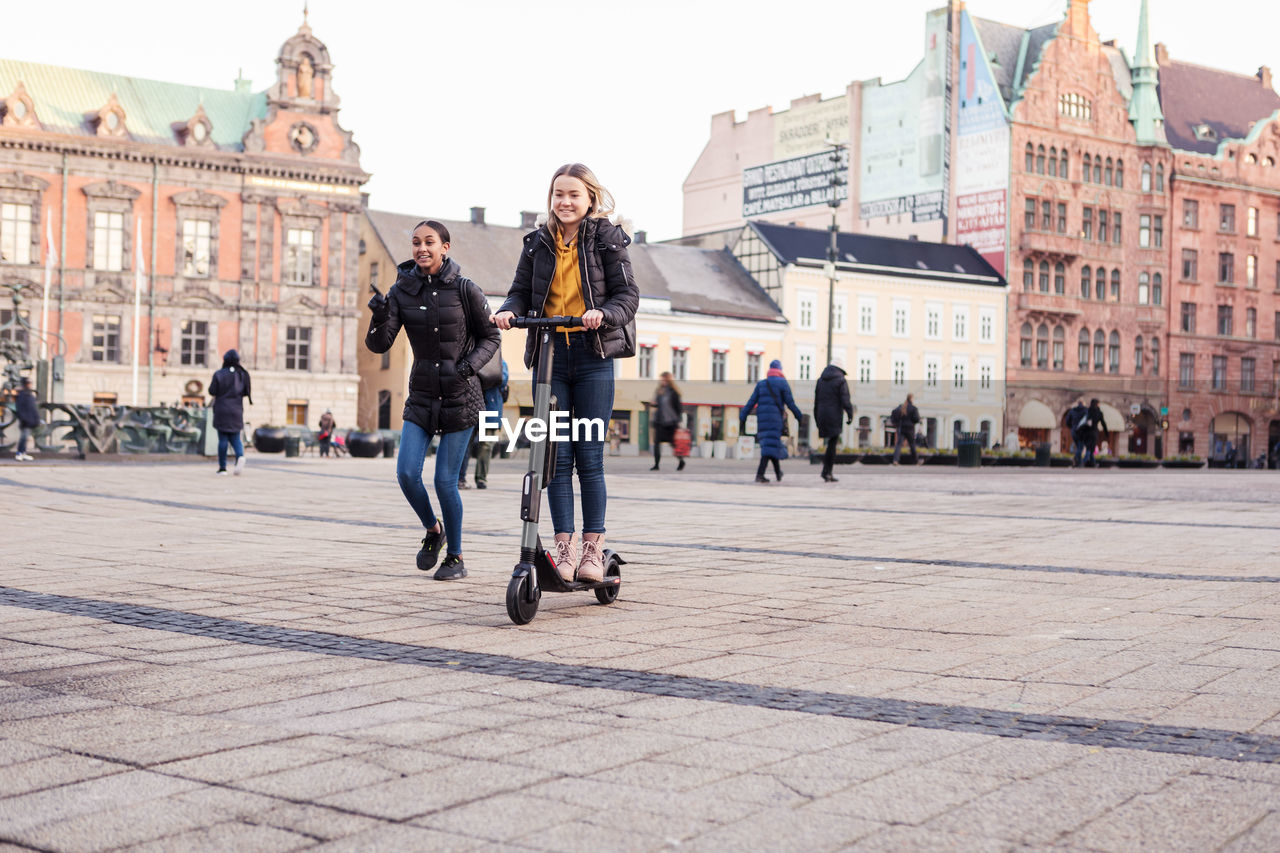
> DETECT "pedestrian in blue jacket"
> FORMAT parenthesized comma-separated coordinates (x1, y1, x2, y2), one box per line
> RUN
(740, 360, 802, 483)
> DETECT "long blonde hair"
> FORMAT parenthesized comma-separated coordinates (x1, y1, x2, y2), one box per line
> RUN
(547, 163, 615, 239)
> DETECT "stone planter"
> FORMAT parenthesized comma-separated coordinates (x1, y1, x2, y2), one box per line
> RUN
(1162, 459, 1206, 469)
(346, 430, 384, 458)
(252, 426, 288, 453)
(1116, 458, 1161, 469)
(922, 454, 958, 466)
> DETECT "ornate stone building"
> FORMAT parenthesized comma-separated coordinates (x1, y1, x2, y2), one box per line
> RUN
(0, 16, 367, 429)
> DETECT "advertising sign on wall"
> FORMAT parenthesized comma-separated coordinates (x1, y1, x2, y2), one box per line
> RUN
(742, 148, 850, 218)
(954, 10, 1009, 276)
(858, 9, 948, 223)
(773, 96, 850, 160)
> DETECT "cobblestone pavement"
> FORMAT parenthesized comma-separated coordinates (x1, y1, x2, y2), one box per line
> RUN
(2, 454, 1280, 851)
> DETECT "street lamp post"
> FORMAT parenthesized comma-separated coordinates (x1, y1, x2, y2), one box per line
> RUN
(825, 140, 846, 367)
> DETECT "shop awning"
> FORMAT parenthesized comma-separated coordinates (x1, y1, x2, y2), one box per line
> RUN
(1097, 403, 1126, 433)
(1018, 400, 1056, 429)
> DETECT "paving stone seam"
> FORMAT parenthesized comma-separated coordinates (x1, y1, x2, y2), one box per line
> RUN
(3, 586, 1279, 766)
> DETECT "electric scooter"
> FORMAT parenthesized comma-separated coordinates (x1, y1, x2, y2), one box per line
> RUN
(504, 314, 624, 625)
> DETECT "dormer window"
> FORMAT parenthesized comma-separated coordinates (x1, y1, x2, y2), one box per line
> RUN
(1193, 124, 1217, 142)
(179, 105, 213, 148)
(94, 94, 127, 138)
(3, 81, 37, 129)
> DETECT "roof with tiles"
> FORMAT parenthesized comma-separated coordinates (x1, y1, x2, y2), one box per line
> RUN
(0, 58, 266, 149)
(749, 221, 1004, 285)
(1157, 59, 1280, 154)
(365, 209, 786, 322)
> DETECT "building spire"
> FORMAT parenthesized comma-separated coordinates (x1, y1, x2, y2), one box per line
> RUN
(299, 1, 312, 34)
(1128, 0, 1165, 145)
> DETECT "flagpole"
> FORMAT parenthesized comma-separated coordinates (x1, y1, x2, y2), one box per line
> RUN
(132, 219, 143, 406)
(40, 214, 53, 361)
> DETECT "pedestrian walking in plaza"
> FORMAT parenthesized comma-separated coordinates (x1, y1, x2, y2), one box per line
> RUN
(890, 393, 921, 465)
(366, 220, 501, 580)
(813, 358, 853, 482)
(649, 371, 684, 471)
(317, 410, 336, 458)
(472, 354, 507, 489)
(1066, 399, 1088, 467)
(740, 359, 802, 483)
(13, 376, 40, 461)
(492, 163, 639, 583)
(208, 349, 252, 475)
(1076, 398, 1108, 467)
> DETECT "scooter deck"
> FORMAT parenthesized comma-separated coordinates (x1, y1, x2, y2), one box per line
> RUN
(533, 547, 622, 594)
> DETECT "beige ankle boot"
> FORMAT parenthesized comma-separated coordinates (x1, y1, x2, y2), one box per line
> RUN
(577, 536, 606, 583)
(553, 534, 579, 583)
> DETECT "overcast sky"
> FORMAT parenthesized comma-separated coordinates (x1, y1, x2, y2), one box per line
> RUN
(6, 1, 1276, 243)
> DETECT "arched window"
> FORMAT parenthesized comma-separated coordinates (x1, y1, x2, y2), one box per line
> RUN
(1036, 323, 1050, 368)
(1023, 258, 1034, 291)
(1115, 159, 1124, 188)
(1108, 330, 1120, 373)
(1079, 328, 1090, 370)
(1081, 265, 1092, 298)
(1138, 271, 1150, 304)
(1060, 149, 1069, 177)
(1036, 144, 1046, 174)
(1039, 260, 1050, 292)
(1095, 267, 1106, 300)
(1053, 325, 1065, 370)
(1105, 157, 1114, 186)
(1152, 272, 1162, 306)
(1135, 335, 1144, 373)
(1093, 156, 1102, 183)
(1025, 143, 1034, 172)
(1083, 154, 1092, 183)
(1020, 322, 1033, 366)
(1048, 147, 1058, 177)
(1156, 163, 1164, 192)
(1054, 262, 1065, 294)
(1142, 162, 1152, 192)
(1094, 330, 1105, 372)
(1150, 337, 1160, 375)
(1111, 268, 1121, 301)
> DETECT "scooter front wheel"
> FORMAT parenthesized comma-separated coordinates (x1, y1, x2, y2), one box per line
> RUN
(506, 572, 540, 625)
(595, 554, 622, 605)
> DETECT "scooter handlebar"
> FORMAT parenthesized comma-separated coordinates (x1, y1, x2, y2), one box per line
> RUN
(509, 315, 584, 329)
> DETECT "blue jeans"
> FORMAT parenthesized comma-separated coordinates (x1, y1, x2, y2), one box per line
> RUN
(217, 430, 243, 469)
(541, 333, 614, 536)
(397, 421, 473, 556)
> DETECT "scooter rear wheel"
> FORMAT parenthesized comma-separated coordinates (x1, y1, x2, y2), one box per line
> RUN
(506, 572, 540, 624)
(595, 555, 622, 605)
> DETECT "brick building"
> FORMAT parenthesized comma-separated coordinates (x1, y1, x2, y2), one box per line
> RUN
(0, 16, 368, 429)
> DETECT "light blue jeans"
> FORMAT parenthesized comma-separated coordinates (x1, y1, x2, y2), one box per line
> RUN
(397, 421, 473, 556)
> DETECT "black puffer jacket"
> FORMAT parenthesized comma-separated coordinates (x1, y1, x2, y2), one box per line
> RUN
(365, 257, 501, 434)
(499, 217, 639, 367)
(813, 364, 854, 439)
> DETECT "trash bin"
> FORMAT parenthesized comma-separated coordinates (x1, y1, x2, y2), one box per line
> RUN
(382, 432, 398, 458)
(1035, 442, 1051, 467)
(957, 431, 983, 468)
(284, 436, 301, 458)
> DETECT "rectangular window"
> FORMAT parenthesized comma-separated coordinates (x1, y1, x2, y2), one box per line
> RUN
(1041, 200, 1052, 230)
(892, 358, 906, 386)
(798, 293, 815, 330)
(926, 305, 941, 339)
(285, 228, 315, 285)
(638, 345, 654, 380)
(980, 361, 993, 390)
(1036, 334, 1048, 368)
(1135, 343, 1144, 374)
(369, 261, 379, 291)
(286, 399, 308, 426)
(1247, 255, 1257, 288)
(1218, 305, 1233, 336)
(1078, 335, 1089, 370)
(796, 350, 811, 381)
(1246, 307, 1257, 338)
(381, 351, 390, 370)
(91, 314, 120, 362)
(1183, 199, 1199, 229)
(892, 303, 909, 337)
(181, 219, 212, 277)
(1153, 215, 1163, 248)
(1057, 202, 1067, 233)
(1242, 357, 1256, 391)
(92, 211, 124, 271)
(858, 298, 875, 334)
(1098, 209, 1108, 242)
(1052, 336, 1064, 371)
(1139, 214, 1151, 248)
(832, 296, 847, 334)
(1024, 198, 1036, 230)
(1094, 337, 1105, 372)
(285, 325, 311, 371)
(952, 359, 966, 389)
(952, 307, 969, 342)
(1082, 207, 1093, 240)
(858, 356, 872, 384)
(979, 310, 994, 343)
(1113, 211, 1122, 243)
(1219, 252, 1234, 284)
(925, 358, 939, 388)
(1247, 206, 1259, 237)
(746, 353, 761, 383)
(0, 202, 33, 264)
(1181, 302, 1196, 333)
(1179, 353, 1195, 388)
(671, 348, 687, 381)
(1212, 355, 1227, 390)
(1220, 204, 1235, 233)
(178, 320, 208, 367)
(1182, 249, 1197, 281)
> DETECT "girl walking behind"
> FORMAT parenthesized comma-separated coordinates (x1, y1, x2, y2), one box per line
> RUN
(650, 371, 684, 471)
(741, 359, 802, 483)
(366, 220, 500, 580)
(492, 163, 639, 583)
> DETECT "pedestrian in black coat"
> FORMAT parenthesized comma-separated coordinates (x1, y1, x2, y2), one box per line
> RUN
(813, 359, 854, 482)
(208, 350, 251, 475)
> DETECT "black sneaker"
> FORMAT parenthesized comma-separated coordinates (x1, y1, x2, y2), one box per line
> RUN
(475, 481, 487, 490)
(417, 527, 444, 572)
(434, 554, 466, 580)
